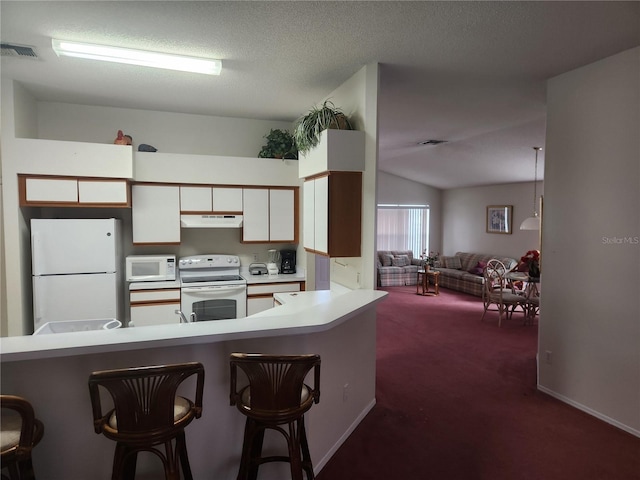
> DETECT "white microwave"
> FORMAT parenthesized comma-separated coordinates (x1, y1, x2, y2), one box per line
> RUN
(126, 255, 176, 282)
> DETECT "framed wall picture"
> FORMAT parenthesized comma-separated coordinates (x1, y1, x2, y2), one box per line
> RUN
(486, 205, 513, 234)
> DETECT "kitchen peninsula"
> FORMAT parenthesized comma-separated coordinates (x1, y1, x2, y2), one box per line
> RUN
(0, 287, 386, 479)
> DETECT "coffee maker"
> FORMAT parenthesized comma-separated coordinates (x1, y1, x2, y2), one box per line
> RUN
(280, 249, 296, 274)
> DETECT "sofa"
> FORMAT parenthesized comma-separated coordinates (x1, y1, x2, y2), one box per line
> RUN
(376, 250, 422, 287)
(433, 252, 518, 297)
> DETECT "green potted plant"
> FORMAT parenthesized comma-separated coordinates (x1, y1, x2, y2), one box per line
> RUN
(258, 129, 298, 159)
(293, 100, 353, 155)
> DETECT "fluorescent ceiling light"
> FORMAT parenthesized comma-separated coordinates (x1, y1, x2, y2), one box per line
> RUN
(51, 39, 221, 75)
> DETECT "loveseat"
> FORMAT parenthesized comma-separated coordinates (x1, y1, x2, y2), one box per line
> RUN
(376, 250, 422, 287)
(433, 252, 518, 297)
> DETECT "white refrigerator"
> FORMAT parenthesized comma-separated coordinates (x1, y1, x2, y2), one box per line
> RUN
(31, 218, 123, 332)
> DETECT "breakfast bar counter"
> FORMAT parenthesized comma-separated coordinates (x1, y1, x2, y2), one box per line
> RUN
(0, 287, 386, 480)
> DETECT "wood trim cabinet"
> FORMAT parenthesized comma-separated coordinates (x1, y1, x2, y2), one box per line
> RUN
(132, 184, 180, 245)
(242, 187, 298, 243)
(129, 288, 181, 327)
(246, 281, 305, 316)
(180, 186, 243, 213)
(19, 175, 130, 207)
(303, 172, 361, 257)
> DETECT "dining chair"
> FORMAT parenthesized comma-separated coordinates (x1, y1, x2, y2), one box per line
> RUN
(481, 259, 524, 327)
(88, 362, 204, 480)
(1, 395, 45, 480)
(229, 353, 321, 480)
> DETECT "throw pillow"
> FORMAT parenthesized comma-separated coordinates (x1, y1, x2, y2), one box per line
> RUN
(381, 254, 394, 267)
(392, 255, 409, 267)
(443, 256, 462, 269)
(468, 261, 487, 275)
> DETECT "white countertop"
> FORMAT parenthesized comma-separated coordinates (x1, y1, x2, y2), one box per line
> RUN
(0, 286, 386, 362)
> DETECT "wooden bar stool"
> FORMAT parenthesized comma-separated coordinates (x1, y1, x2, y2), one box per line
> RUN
(229, 353, 321, 480)
(1, 395, 44, 480)
(88, 362, 204, 480)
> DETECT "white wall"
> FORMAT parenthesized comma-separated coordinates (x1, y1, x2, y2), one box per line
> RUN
(1, 81, 40, 336)
(377, 171, 443, 255)
(539, 47, 639, 436)
(306, 63, 379, 290)
(442, 182, 542, 259)
(36, 102, 292, 157)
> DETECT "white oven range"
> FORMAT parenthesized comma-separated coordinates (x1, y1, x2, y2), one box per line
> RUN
(179, 254, 247, 321)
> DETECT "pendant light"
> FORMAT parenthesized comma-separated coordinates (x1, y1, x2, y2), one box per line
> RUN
(520, 147, 542, 230)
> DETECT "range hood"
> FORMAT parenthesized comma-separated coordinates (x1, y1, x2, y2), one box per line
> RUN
(180, 214, 243, 229)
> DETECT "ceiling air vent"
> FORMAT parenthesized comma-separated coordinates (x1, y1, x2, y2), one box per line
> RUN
(1, 43, 38, 59)
(418, 139, 447, 146)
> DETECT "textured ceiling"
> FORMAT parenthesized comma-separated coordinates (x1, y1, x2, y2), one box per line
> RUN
(1, 1, 639, 188)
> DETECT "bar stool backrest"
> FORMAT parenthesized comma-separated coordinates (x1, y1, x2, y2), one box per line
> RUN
(1, 394, 44, 480)
(230, 354, 320, 424)
(88, 362, 204, 441)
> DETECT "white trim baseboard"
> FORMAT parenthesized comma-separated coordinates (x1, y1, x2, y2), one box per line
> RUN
(314, 398, 377, 474)
(537, 384, 640, 438)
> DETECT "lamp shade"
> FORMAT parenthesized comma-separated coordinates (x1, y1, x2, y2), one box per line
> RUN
(520, 215, 540, 230)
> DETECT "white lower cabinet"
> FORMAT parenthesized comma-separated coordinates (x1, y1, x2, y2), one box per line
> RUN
(246, 282, 303, 315)
(129, 288, 181, 327)
(132, 184, 181, 244)
(247, 296, 277, 316)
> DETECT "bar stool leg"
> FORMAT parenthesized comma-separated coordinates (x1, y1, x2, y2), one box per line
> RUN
(287, 421, 304, 480)
(177, 432, 194, 480)
(299, 418, 315, 479)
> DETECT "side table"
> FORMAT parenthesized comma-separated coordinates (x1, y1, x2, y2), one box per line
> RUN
(417, 269, 440, 296)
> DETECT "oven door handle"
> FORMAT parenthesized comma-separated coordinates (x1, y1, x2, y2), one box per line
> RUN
(181, 285, 246, 294)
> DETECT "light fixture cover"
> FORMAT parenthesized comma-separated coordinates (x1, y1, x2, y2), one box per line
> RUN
(520, 215, 540, 230)
(51, 39, 221, 75)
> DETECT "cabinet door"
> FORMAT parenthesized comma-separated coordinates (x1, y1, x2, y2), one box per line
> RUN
(25, 177, 78, 203)
(303, 180, 316, 250)
(132, 185, 180, 244)
(247, 296, 276, 316)
(130, 302, 181, 327)
(314, 175, 329, 254)
(242, 189, 269, 242)
(180, 186, 212, 212)
(269, 189, 295, 242)
(78, 179, 129, 205)
(213, 187, 243, 212)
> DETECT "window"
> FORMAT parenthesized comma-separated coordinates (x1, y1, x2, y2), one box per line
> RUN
(377, 205, 430, 257)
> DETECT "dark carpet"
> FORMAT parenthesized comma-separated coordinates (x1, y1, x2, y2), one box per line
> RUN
(316, 286, 640, 480)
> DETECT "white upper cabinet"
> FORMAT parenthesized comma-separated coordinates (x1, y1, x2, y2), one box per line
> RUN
(25, 177, 78, 203)
(78, 179, 128, 204)
(20, 176, 130, 207)
(303, 172, 361, 257)
(180, 186, 243, 212)
(303, 181, 316, 251)
(180, 186, 212, 212)
(269, 189, 295, 242)
(212, 187, 243, 211)
(132, 184, 180, 244)
(243, 187, 297, 243)
(242, 189, 270, 242)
